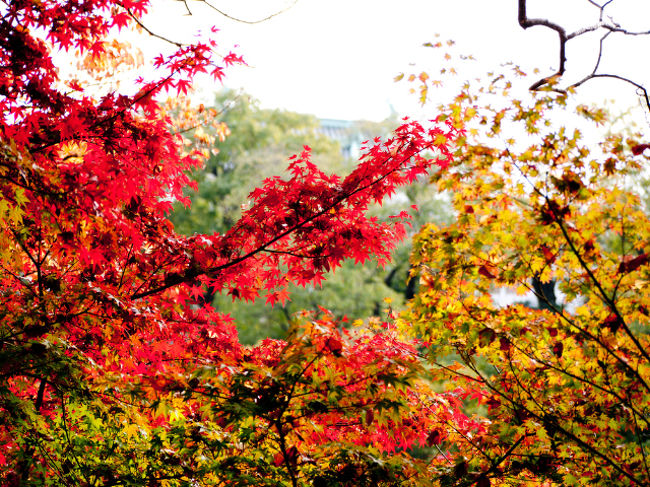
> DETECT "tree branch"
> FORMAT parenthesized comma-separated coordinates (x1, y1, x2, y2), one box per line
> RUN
(517, 0, 650, 112)
(196, 0, 299, 25)
(130, 137, 434, 300)
(517, 0, 567, 90)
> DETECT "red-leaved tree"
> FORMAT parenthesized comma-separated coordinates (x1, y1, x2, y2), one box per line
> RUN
(0, 1, 477, 485)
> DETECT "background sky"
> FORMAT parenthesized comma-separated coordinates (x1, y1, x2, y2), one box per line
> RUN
(144, 0, 650, 123)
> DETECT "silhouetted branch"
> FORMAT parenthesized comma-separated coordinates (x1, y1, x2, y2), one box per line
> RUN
(517, 0, 650, 113)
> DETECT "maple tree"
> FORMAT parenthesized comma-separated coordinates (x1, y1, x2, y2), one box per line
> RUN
(8, 0, 648, 485)
(0, 1, 473, 485)
(172, 92, 451, 343)
(399, 47, 650, 485)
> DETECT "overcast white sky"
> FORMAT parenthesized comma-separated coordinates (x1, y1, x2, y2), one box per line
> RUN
(143, 0, 650, 123)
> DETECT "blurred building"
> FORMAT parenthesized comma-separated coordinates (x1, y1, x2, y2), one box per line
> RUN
(318, 119, 367, 160)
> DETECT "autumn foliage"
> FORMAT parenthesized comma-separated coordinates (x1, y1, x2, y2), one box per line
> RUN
(401, 55, 650, 485)
(3, 1, 650, 486)
(0, 1, 469, 485)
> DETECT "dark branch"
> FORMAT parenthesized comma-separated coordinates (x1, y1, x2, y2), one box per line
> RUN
(517, 0, 650, 113)
(119, 3, 184, 48)
(517, 0, 567, 89)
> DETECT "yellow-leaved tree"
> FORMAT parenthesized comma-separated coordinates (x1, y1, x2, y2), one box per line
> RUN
(399, 54, 650, 485)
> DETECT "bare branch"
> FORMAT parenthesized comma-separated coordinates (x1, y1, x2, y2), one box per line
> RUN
(180, 0, 192, 15)
(197, 0, 299, 25)
(517, 0, 650, 114)
(574, 73, 650, 112)
(517, 0, 567, 89)
(118, 3, 184, 48)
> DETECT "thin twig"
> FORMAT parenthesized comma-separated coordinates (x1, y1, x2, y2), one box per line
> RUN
(198, 0, 299, 25)
(120, 4, 183, 48)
